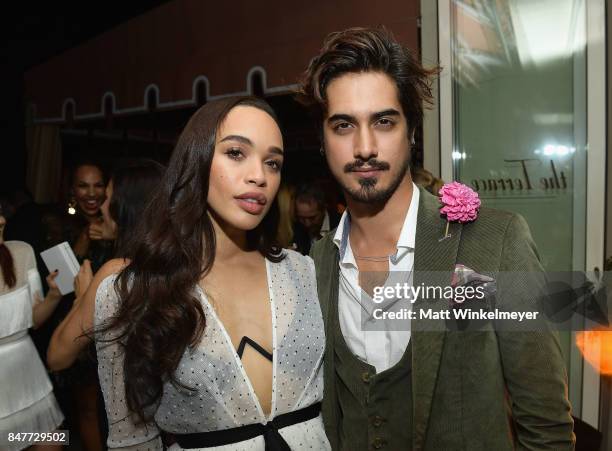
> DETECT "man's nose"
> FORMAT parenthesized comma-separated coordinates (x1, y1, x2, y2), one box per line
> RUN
(353, 127, 378, 161)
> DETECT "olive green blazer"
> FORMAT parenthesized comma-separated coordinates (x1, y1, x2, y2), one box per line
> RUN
(310, 187, 575, 450)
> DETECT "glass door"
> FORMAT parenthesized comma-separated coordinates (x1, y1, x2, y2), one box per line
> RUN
(431, 0, 606, 428)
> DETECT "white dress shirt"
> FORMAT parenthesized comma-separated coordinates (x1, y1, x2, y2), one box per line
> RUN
(333, 184, 419, 373)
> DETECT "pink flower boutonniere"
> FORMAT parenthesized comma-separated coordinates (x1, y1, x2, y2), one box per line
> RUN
(438, 181, 481, 241)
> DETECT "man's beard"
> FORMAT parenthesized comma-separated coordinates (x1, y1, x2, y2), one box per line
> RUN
(341, 156, 410, 203)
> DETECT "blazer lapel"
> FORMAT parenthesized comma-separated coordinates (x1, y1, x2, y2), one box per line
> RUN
(412, 187, 463, 450)
(312, 234, 341, 447)
(314, 234, 340, 331)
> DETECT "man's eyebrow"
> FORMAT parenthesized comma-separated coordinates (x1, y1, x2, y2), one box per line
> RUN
(327, 109, 401, 124)
(326, 113, 355, 123)
(371, 109, 401, 121)
(219, 134, 253, 146)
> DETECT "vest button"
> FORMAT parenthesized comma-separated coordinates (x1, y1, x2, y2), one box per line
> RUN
(361, 371, 371, 383)
(372, 437, 385, 449)
(372, 415, 384, 427)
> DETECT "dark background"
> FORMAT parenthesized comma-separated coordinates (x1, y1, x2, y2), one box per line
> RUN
(0, 1, 170, 193)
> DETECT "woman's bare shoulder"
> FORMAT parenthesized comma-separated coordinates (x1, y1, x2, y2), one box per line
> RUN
(90, 258, 130, 295)
(97, 258, 130, 279)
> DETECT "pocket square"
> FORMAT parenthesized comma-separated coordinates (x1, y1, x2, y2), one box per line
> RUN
(451, 264, 496, 299)
(451, 264, 495, 287)
(448, 265, 497, 330)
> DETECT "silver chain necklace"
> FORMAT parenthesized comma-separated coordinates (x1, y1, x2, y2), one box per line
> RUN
(353, 252, 395, 262)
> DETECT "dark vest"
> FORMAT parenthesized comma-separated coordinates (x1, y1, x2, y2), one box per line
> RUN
(332, 291, 413, 451)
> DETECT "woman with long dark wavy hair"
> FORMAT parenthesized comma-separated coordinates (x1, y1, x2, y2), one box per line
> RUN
(61, 97, 329, 450)
(47, 159, 166, 372)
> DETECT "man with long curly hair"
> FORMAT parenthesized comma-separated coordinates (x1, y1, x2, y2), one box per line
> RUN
(299, 27, 575, 450)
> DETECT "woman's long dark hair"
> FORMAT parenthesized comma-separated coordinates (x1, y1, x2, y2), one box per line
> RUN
(99, 96, 284, 423)
(108, 159, 165, 257)
(0, 245, 16, 288)
(0, 202, 16, 288)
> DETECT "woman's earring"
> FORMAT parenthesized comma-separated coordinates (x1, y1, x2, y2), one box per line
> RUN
(67, 197, 77, 215)
(319, 146, 325, 156)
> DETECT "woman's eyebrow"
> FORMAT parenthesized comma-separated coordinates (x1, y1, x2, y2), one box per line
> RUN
(221, 134, 283, 155)
(219, 134, 253, 146)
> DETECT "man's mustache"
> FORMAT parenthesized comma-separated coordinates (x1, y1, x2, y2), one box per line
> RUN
(344, 159, 390, 173)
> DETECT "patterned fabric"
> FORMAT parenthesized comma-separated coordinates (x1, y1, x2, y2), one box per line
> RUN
(95, 250, 330, 450)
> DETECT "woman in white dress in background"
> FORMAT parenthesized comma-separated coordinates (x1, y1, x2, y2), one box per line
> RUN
(0, 203, 64, 451)
(65, 96, 329, 450)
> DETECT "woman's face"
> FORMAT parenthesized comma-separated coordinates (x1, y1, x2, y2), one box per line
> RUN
(208, 105, 284, 232)
(100, 180, 117, 236)
(72, 165, 105, 219)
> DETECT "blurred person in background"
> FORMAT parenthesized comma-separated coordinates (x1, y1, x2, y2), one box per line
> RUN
(65, 161, 112, 270)
(293, 182, 340, 255)
(0, 201, 65, 451)
(275, 184, 296, 249)
(48, 159, 166, 371)
(411, 166, 444, 195)
(46, 160, 112, 451)
(49, 159, 165, 450)
(3, 189, 46, 257)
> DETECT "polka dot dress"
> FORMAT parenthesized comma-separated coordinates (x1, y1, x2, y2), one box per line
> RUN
(95, 250, 329, 450)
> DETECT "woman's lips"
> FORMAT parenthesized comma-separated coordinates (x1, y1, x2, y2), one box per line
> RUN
(235, 198, 265, 215)
(81, 199, 100, 211)
(234, 192, 267, 215)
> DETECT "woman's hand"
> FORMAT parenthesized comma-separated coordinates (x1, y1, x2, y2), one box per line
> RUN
(45, 270, 62, 303)
(48, 258, 127, 372)
(89, 217, 116, 241)
(33, 270, 64, 329)
(74, 260, 93, 300)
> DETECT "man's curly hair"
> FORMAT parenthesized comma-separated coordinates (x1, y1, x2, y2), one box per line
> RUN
(296, 26, 440, 134)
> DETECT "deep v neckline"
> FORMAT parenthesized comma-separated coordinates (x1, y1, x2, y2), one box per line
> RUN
(196, 258, 277, 422)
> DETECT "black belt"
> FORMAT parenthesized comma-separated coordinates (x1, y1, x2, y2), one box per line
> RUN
(174, 402, 321, 450)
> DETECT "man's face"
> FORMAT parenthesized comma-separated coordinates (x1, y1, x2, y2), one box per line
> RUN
(295, 199, 325, 237)
(322, 71, 411, 203)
